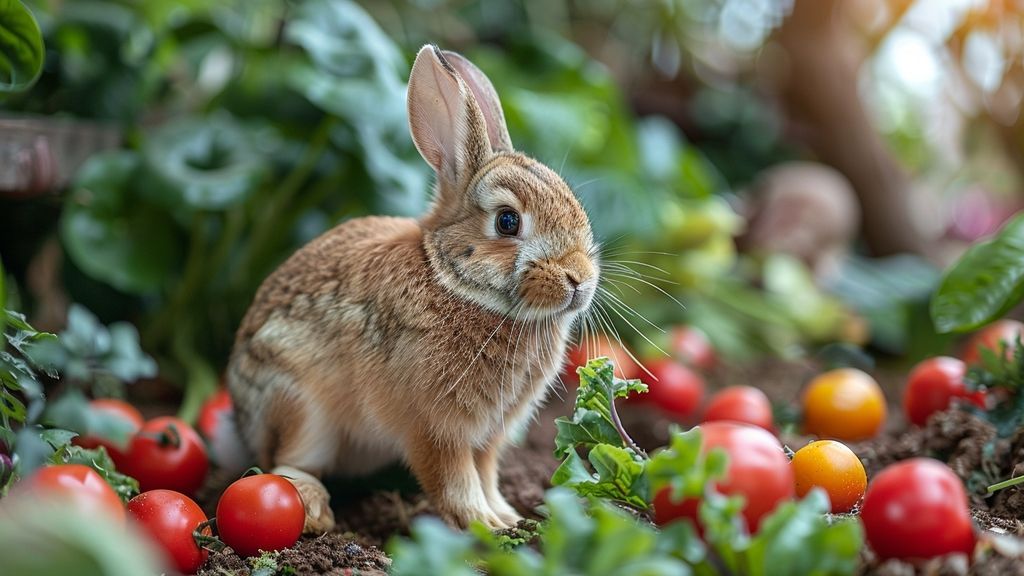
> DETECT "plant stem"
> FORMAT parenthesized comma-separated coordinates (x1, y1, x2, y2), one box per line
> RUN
(173, 323, 219, 424)
(609, 388, 646, 458)
(988, 474, 1024, 494)
(145, 213, 211, 350)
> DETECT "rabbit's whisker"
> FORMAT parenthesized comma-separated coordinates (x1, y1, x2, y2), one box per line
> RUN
(604, 259, 673, 277)
(602, 271, 686, 310)
(597, 287, 665, 335)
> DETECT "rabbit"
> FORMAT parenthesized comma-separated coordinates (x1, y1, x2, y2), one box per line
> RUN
(226, 44, 600, 533)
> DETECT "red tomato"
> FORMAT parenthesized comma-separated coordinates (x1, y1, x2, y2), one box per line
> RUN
(702, 386, 774, 431)
(961, 319, 1024, 365)
(640, 359, 705, 418)
(563, 336, 641, 382)
(22, 464, 125, 524)
(903, 357, 986, 427)
(653, 421, 794, 533)
(860, 458, 975, 560)
(196, 389, 233, 440)
(120, 417, 209, 496)
(128, 490, 209, 573)
(72, 398, 145, 467)
(216, 474, 304, 557)
(669, 325, 716, 371)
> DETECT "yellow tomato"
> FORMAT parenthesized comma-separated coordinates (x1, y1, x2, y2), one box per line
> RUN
(791, 440, 867, 513)
(802, 368, 886, 441)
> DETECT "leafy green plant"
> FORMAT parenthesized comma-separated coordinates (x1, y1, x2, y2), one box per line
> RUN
(931, 213, 1024, 333)
(0, 0, 44, 92)
(389, 358, 862, 576)
(551, 357, 724, 511)
(962, 337, 1024, 440)
(0, 300, 152, 494)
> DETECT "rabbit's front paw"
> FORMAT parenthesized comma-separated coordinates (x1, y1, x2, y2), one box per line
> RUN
(273, 465, 336, 534)
(443, 503, 509, 531)
(488, 495, 522, 527)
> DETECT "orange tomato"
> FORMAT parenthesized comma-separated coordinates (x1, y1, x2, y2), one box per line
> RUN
(802, 368, 886, 441)
(791, 440, 867, 513)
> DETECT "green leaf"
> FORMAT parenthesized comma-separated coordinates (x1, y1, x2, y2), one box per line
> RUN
(0, 0, 44, 93)
(932, 214, 1024, 333)
(39, 428, 78, 449)
(142, 114, 268, 210)
(1, 259, 6, 335)
(747, 489, 862, 576)
(552, 445, 649, 510)
(62, 152, 182, 294)
(13, 425, 55, 477)
(647, 427, 727, 503)
(55, 445, 139, 503)
(285, 0, 429, 216)
(44, 389, 135, 449)
(554, 357, 646, 459)
(387, 517, 478, 576)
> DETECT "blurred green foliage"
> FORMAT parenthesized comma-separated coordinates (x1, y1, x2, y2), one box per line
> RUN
(0, 0, 858, 415)
(1, 299, 153, 493)
(0, 498, 164, 575)
(0, 0, 44, 92)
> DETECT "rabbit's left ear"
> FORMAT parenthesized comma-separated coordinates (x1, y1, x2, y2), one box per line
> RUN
(408, 45, 491, 185)
(441, 50, 513, 154)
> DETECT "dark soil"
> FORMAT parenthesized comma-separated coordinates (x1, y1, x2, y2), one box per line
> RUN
(201, 532, 391, 575)
(196, 360, 1024, 575)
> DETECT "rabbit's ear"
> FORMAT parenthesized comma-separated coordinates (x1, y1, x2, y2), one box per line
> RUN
(408, 45, 491, 184)
(441, 50, 513, 154)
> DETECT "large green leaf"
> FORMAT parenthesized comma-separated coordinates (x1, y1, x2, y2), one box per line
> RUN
(0, 0, 44, 93)
(142, 114, 267, 210)
(61, 151, 182, 294)
(931, 214, 1024, 333)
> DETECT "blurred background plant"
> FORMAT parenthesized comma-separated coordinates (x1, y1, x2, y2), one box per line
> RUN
(1, 0, 1022, 418)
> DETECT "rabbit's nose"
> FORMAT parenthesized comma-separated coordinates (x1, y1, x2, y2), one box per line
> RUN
(566, 272, 581, 290)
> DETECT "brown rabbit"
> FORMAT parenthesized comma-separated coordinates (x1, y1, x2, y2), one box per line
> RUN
(226, 45, 599, 532)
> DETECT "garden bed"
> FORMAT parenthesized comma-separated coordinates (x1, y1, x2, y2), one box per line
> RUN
(194, 359, 1024, 575)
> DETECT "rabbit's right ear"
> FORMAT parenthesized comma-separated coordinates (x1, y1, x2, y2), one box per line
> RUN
(408, 45, 491, 186)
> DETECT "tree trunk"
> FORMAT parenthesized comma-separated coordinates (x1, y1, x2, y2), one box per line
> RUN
(771, 0, 928, 257)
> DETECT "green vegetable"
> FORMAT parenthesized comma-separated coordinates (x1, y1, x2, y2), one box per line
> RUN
(932, 213, 1024, 333)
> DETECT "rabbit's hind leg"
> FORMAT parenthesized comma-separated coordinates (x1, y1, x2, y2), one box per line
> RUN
(269, 391, 340, 534)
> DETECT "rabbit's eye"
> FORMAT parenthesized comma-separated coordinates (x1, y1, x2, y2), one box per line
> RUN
(495, 209, 521, 236)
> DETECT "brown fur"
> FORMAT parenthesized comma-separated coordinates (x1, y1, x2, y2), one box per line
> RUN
(227, 45, 598, 531)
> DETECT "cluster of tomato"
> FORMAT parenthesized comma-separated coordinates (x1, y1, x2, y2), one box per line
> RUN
(567, 321, 1021, 563)
(16, 391, 305, 574)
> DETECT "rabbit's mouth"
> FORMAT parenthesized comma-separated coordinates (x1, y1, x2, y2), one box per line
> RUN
(564, 281, 596, 314)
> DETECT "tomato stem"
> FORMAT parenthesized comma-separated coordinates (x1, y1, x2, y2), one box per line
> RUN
(242, 466, 264, 478)
(193, 518, 226, 553)
(987, 474, 1024, 494)
(140, 424, 182, 449)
